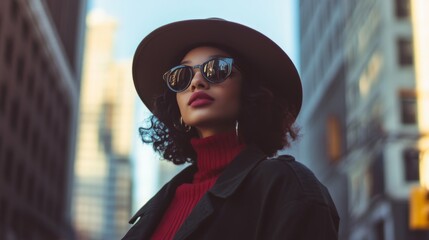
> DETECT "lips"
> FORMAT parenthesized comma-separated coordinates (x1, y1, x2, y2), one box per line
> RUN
(188, 91, 214, 107)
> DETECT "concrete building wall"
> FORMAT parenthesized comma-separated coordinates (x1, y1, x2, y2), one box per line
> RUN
(297, 1, 349, 238)
(298, 0, 428, 239)
(0, 0, 86, 239)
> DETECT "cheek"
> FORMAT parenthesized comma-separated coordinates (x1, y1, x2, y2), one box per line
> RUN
(222, 82, 242, 113)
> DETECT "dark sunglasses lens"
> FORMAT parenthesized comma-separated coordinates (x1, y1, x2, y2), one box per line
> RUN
(167, 67, 192, 92)
(203, 59, 230, 83)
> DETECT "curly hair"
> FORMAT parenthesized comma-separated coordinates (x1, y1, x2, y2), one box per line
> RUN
(139, 51, 299, 165)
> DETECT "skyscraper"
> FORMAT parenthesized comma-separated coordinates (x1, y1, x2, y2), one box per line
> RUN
(0, 0, 86, 239)
(72, 10, 133, 240)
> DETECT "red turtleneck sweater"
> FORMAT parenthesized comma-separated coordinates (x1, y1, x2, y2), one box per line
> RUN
(150, 132, 245, 240)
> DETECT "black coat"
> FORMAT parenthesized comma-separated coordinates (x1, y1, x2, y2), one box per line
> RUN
(122, 145, 339, 240)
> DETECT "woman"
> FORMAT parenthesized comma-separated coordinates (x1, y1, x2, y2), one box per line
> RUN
(123, 18, 339, 240)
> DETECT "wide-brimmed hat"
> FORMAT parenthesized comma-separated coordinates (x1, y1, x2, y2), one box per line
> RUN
(132, 18, 302, 120)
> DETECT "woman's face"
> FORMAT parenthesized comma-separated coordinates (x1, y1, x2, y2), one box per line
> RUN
(176, 46, 242, 138)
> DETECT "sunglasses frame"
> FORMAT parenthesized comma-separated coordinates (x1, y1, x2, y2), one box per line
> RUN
(163, 57, 235, 93)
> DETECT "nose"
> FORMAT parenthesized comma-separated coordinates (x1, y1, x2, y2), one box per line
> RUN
(189, 70, 209, 91)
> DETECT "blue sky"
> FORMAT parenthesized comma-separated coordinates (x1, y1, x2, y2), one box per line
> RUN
(89, 0, 300, 70)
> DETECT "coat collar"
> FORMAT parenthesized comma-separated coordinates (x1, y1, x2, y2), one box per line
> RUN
(124, 145, 267, 240)
(208, 144, 267, 198)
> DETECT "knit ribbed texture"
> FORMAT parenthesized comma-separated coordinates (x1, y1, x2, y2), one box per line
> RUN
(150, 131, 245, 240)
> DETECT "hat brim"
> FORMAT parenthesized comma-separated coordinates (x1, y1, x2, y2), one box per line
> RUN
(132, 18, 302, 119)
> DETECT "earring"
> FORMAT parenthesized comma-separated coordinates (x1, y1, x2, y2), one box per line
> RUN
(180, 116, 191, 132)
(235, 120, 239, 137)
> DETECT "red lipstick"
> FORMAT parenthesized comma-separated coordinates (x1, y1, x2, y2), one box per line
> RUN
(188, 91, 214, 107)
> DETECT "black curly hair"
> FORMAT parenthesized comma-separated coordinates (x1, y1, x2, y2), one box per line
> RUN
(139, 47, 299, 165)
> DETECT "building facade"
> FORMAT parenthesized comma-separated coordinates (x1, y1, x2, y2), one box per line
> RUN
(297, 0, 348, 238)
(72, 10, 133, 240)
(298, 0, 429, 239)
(0, 0, 86, 239)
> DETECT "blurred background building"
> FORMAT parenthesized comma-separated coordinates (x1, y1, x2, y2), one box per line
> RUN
(297, 0, 429, 239)
(0, 0, 86, 239)
(296, 1, 348, 238)
(71, 10, 133, 240)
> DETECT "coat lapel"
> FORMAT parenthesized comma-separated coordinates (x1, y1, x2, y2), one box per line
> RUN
(122, 165, 197, 240)
(173, 145, 267, 240)
(209, 145, 267, 198)
(173, 194, 215, 240)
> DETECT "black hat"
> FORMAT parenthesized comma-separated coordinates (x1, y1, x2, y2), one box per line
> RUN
(132, 18, 302, 120)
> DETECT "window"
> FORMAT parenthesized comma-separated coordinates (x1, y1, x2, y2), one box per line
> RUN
(16, 161, 24, 194)
(326, 115, 342, 162)
(10, 0, 19, 21)
(397, 38, 413, 66)
(21, 114, 29, 146)
(0, 82, 7, 113)
(17, 55, 25, 83)
(27, 175, 35, 205)
(10, 98, 19, 130)
(26, 74, 34, 98)
(0, 197, 6, 225)
(400, 90, 417, 124)
(21, 18, 29, 40)
(0, 8, 3, 35)
(4, 148, 14, 182)
(395, 0, 410, 18)
(4, 36, 13, 66)
(369, 153, 384, 198)
(32, 40, 39, 59)
(375, 219, 386, 240)
(403, 148, 420, 181)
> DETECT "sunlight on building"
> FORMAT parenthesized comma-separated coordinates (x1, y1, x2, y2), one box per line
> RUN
(72, 9, 134, 239)
(411, 0, 429, 189)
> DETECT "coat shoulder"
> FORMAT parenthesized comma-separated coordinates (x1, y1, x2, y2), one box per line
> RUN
(251, 155, 331, 204)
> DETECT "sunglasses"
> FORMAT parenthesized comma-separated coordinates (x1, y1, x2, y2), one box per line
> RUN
(163, 57, 235, 92)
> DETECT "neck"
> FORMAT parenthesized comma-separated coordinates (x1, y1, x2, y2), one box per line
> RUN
(190, 131, 245, 182)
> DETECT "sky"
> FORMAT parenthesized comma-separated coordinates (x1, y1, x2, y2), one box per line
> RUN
(89, 0, 300, 70)
(87, 0, 300, 209)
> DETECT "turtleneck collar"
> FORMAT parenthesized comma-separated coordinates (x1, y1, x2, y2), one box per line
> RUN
(190, 131, 245, 182)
